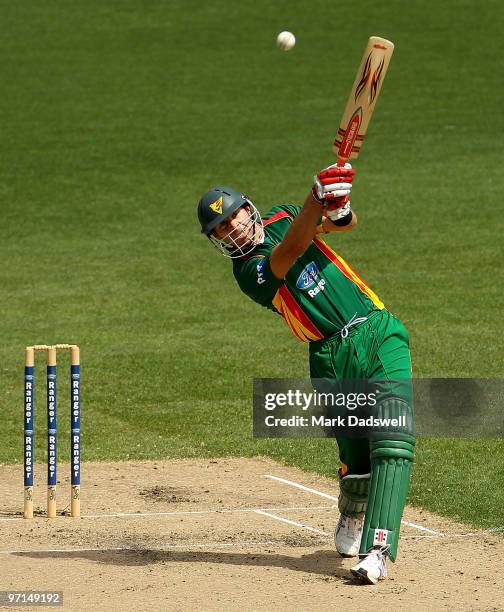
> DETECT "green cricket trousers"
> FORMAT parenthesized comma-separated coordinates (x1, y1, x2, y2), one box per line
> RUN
(309, 308, 412, 477)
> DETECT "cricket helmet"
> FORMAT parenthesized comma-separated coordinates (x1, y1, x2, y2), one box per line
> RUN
(197, 186, 264, 258)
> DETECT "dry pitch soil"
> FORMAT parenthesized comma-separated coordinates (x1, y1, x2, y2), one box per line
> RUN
(0, 457, 502, 611)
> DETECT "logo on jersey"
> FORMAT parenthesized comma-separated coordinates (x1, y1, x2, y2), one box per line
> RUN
(210, 196, 223, 214)
(296, 262, 320, 289)
(256, 258, 266, 284)
(296, 261, 326, 297)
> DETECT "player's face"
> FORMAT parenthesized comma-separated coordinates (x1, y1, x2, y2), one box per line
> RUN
(213, 205, 257, 248)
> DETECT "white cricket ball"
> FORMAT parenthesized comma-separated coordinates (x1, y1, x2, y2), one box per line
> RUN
(276, 31, 296, 51)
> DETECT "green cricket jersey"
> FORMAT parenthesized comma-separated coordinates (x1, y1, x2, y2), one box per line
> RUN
(232, 205, 384, 342)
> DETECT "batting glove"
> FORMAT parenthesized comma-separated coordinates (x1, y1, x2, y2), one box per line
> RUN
(312, 162, 356, 208)
(326, 200, 352, 223)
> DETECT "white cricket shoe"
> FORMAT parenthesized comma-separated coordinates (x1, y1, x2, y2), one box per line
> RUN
(350, 547, 388, 584)
(334, 513, 364, 557)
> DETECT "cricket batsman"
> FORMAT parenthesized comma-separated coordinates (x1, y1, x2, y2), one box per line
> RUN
(196, 165, 414, 584)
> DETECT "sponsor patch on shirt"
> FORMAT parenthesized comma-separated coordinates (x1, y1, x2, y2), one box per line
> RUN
(296, 262, 320, 290)
(256, 258, 266, 284)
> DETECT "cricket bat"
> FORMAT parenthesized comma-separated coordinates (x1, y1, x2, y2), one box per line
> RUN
(333, 36, 394, 165)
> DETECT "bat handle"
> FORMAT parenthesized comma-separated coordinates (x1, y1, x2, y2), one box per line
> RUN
(336, 155, 348, 167)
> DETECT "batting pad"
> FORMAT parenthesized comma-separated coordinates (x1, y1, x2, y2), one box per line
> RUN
(338, 472, 370, 517)
(359, 436, 415, 561)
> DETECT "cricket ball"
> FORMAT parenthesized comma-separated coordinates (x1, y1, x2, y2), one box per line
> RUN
(276, 31, 296, 51)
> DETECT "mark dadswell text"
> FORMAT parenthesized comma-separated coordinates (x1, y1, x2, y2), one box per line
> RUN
(264, 415, 408, 428)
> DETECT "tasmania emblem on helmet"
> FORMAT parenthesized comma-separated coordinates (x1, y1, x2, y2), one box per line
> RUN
(210, 196, 223, 214)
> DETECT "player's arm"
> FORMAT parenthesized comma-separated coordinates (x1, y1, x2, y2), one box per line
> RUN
(269, 193, 323, 279)
(270, 163, 356, 279)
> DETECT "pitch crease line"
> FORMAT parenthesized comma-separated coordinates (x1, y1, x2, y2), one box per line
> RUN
(400, 519, 443, 536)
(265, 474, 443, 536)
(265, 475, 339, 501)
(83, 504, 332, 519)
(0, 505, 333, 522)
(402, 529, 504, 540)
(254, 509, 329, 535)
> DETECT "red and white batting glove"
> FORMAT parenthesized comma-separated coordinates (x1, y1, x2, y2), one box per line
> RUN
(311, 162, 356, 208)
(325, 199, 352, 223)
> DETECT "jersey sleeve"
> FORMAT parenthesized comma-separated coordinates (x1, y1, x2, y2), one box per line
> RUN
(278, 204, 302, 218)
(234, 253, 283, 307)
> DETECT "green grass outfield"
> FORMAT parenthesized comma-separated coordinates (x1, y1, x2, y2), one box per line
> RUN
(0, 1, 502, 529)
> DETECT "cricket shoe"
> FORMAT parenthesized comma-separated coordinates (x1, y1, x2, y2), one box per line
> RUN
(334, 513, 363, 557)
(350, 547, 389, 584)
